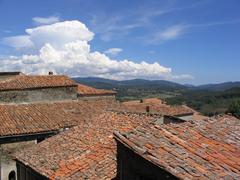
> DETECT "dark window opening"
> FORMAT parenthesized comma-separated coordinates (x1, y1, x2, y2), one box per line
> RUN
(8, 170, 16, 180)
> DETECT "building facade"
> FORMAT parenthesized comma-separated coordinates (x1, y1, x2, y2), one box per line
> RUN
(0, 75, 78, 103)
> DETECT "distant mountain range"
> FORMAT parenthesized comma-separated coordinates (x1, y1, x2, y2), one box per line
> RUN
(73, 77, 240, 92)
(192, 82, 240, 91)
(72, 77, 186, 91)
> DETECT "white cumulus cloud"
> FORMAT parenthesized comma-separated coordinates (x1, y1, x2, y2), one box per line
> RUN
(32, 16, 60, 25)
(0, 20, 192, 80)
(104, 48, 123, 56)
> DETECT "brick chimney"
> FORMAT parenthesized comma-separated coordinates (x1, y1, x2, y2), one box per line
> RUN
(49, 71, 53, 75)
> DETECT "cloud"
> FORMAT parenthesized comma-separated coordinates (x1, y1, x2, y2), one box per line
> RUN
(2, 35, 34, 49)
(146, 19, 240, 45)
(104, 48, 122, 56)
(3, 30, 11, 34)
(32, 16, 60, 25)
(0, 20, 192, 81)
(147, 24, 186, 44)
(89, 1, 208, 41)
(3, 20, 94, 50)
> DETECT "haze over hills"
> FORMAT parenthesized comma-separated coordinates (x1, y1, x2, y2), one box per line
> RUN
(73, 77, 240, 92)
(73, 77, 187, 90)
(192, 82, 240, 91)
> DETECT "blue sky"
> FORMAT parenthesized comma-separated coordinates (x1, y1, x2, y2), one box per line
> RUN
(0, 0, 240, 85)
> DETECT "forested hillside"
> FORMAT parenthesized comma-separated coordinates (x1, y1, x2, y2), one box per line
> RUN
(166, 87, 240, 116)
(74, 77, 240, 116)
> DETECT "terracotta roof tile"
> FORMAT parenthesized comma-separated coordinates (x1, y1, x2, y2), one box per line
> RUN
(77, 84, 116, 96)
(119, 98, 194, 116)
(0, 75, 77, 91)
(0, 100, 114, 137)
(114, 115, 240, 179)
(15, 112, 158, 179)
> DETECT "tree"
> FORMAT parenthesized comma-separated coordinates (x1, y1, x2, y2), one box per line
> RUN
(228, 99, 240, 118)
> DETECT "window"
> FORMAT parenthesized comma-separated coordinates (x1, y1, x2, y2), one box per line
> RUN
(8, 170, 16, 180)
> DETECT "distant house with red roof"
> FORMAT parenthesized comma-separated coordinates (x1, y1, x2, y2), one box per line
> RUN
(118, 98, 194, 122)
(77, 83, 116, 100)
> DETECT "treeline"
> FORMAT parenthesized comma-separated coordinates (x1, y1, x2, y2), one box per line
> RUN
(165, 87, 240, 116)
(116, 88, 181, 102)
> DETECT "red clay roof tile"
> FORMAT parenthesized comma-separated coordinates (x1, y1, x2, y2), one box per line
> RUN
(0, 75, 77, 91)
(114, 115, 240, 179)
(77, 84, 116, 96)
(15, 112, 158, 179)
(119, 98, 194, 116)
(0, 100, 114, 137)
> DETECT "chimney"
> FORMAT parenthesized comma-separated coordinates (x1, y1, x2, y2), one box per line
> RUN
(49, 71, 53, 75)
(146, 106, 150, 113)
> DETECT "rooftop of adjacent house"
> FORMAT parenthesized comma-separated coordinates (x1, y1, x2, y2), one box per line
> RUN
(77, 84, 116, 96)
(0, 75, 77, 91)
(119, 98, 194, 116)
(0, 72, 23, 76)
(0, 99, 114, 137)
(14, 111, 160, 179)
(114, 115, 240, 179)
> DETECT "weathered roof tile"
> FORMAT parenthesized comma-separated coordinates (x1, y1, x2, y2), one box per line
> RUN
(15, 112, 158, 179)
(0, 75, 77, 91)
(118, 98, 194, 116)
(77, 84, 116, 96)
(114, 115, 240, 179)
(0, 100, 113, 137)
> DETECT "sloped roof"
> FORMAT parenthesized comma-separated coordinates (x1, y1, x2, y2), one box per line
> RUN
(77, 84, 116, 96)
(0, 75, 77, 91)
(114, 115, 240, 179)
(119, 98, 194, 116)
(15, 112, 158, 179)
(0, 100, 113, 137)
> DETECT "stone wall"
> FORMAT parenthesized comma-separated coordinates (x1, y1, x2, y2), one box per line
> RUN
(0, 73, 22, 82)
(78, 95, 116, 101)
(0, 141, 36, 180)
(0, 86, 77, 103)
(177, 114, 193, 121)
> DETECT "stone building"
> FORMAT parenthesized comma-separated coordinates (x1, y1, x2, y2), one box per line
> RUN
(0, 72, 24, 82)
(0, 74, 78, 103)
(0, 72, 117, 180)
(0, 99, 113, 180)
(118, 98, 194, 121)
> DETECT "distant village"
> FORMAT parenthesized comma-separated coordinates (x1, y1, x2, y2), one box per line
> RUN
(0, 71, 239, 180)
